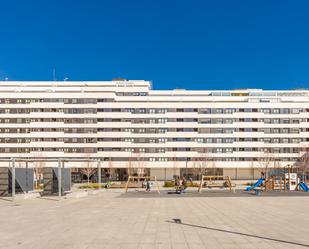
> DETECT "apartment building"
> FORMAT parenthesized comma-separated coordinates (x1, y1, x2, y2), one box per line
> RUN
(0, 80, 308, 180)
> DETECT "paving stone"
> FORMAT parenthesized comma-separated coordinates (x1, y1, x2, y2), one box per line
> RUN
(0, 189, 309, 249)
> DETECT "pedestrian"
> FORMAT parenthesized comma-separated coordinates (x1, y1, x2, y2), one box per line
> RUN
(182, 177, 187, 192)
(146, 179, 151, 192)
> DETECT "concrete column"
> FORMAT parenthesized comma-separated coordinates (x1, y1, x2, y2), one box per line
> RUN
(25, 161, 29, 193)
(97, 160, 101, 188)
(58, 158, 62, 200)
(12, 158, 15, 202)
(62, 160, 65, 194)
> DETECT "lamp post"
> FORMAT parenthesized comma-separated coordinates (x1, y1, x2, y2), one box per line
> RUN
(58, 158, 62, 200)
(97, 159, 101, 188)
(185, 159, 188, 178)
(12, 158, 15, 202)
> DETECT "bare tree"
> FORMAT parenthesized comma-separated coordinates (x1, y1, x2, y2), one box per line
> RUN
(297, 144, 309, 181)
(250, 161, 255, 180)
(211, 161, 217, 177)
(32, 152, 45, 189)
(137, 152, 146, 172)
(133, 152, 146, 182)
(192, 160, 199, 180)
(80, 155, 96, 184)
(127, 154, 133, 176)
(196, 151, 210, 177)
(107, 155, 114, 179)
(172, 153, 178, 179)
(258, 148, 274, 178)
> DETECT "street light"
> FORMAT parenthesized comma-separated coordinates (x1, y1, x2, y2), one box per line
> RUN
(185, 159, 188, 178)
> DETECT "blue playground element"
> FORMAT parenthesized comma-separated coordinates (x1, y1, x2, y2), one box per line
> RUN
(246, 178, 265, 191)
(299, 182, 309, 192)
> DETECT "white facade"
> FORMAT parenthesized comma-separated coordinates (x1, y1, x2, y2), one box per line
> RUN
(0, 80, 308, 178)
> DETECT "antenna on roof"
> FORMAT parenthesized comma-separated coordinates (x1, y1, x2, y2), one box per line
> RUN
(52, 68, 56, 81)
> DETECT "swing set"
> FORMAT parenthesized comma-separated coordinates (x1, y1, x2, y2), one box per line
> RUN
(124, 176, 160, 194)
(198, 175, 234, 193)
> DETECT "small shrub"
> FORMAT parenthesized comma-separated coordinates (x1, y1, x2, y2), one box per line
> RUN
(79, 183, 103, 189)
(186, 182, 199, 188)
(163, 181, 175, 187)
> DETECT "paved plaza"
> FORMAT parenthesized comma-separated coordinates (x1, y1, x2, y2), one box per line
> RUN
(0, 189, 309, 249)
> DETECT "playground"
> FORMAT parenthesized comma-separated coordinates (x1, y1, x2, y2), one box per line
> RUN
(2, 165, 309, 202)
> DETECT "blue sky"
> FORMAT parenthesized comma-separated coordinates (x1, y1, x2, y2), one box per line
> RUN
(0, 0, 309, 90)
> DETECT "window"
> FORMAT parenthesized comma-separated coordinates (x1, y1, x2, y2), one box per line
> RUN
(280, 108, 289, 114)
(273, 119, 279, 124)
(206, 138, 212, 143)
(272, 109, 280, 114)
(265, 118, 272, 124)
(214, 108, 223, 114)
(158, 138, 167, 143)
(225, 138, 234, 143)
(215, 138, 223, 143)
(225, 108, 234, 114)
(196, 138, 204, 143)
(273, 138, 279, 143)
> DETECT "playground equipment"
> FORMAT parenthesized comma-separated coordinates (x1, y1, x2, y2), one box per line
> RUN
(124, 176, 160, 193)
(264, 175, 286, 191)
(246, 172, 300, 192)
(246, 176, 288, 192)
(285, 173, 298, 191)
(198, 175, 233, 193)
(246, 178, 265, 191)
(299, 182, 309, 192)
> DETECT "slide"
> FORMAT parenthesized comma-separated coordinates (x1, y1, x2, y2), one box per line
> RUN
(299, 182, 309, 192)
(246, 178, 265, 191)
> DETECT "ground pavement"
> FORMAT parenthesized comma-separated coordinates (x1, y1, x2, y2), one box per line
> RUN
(0, 189, 309, 249)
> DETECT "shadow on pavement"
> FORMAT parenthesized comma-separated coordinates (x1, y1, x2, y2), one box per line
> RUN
(167, 219, 309, 248)
(37, 197, 60, 201)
